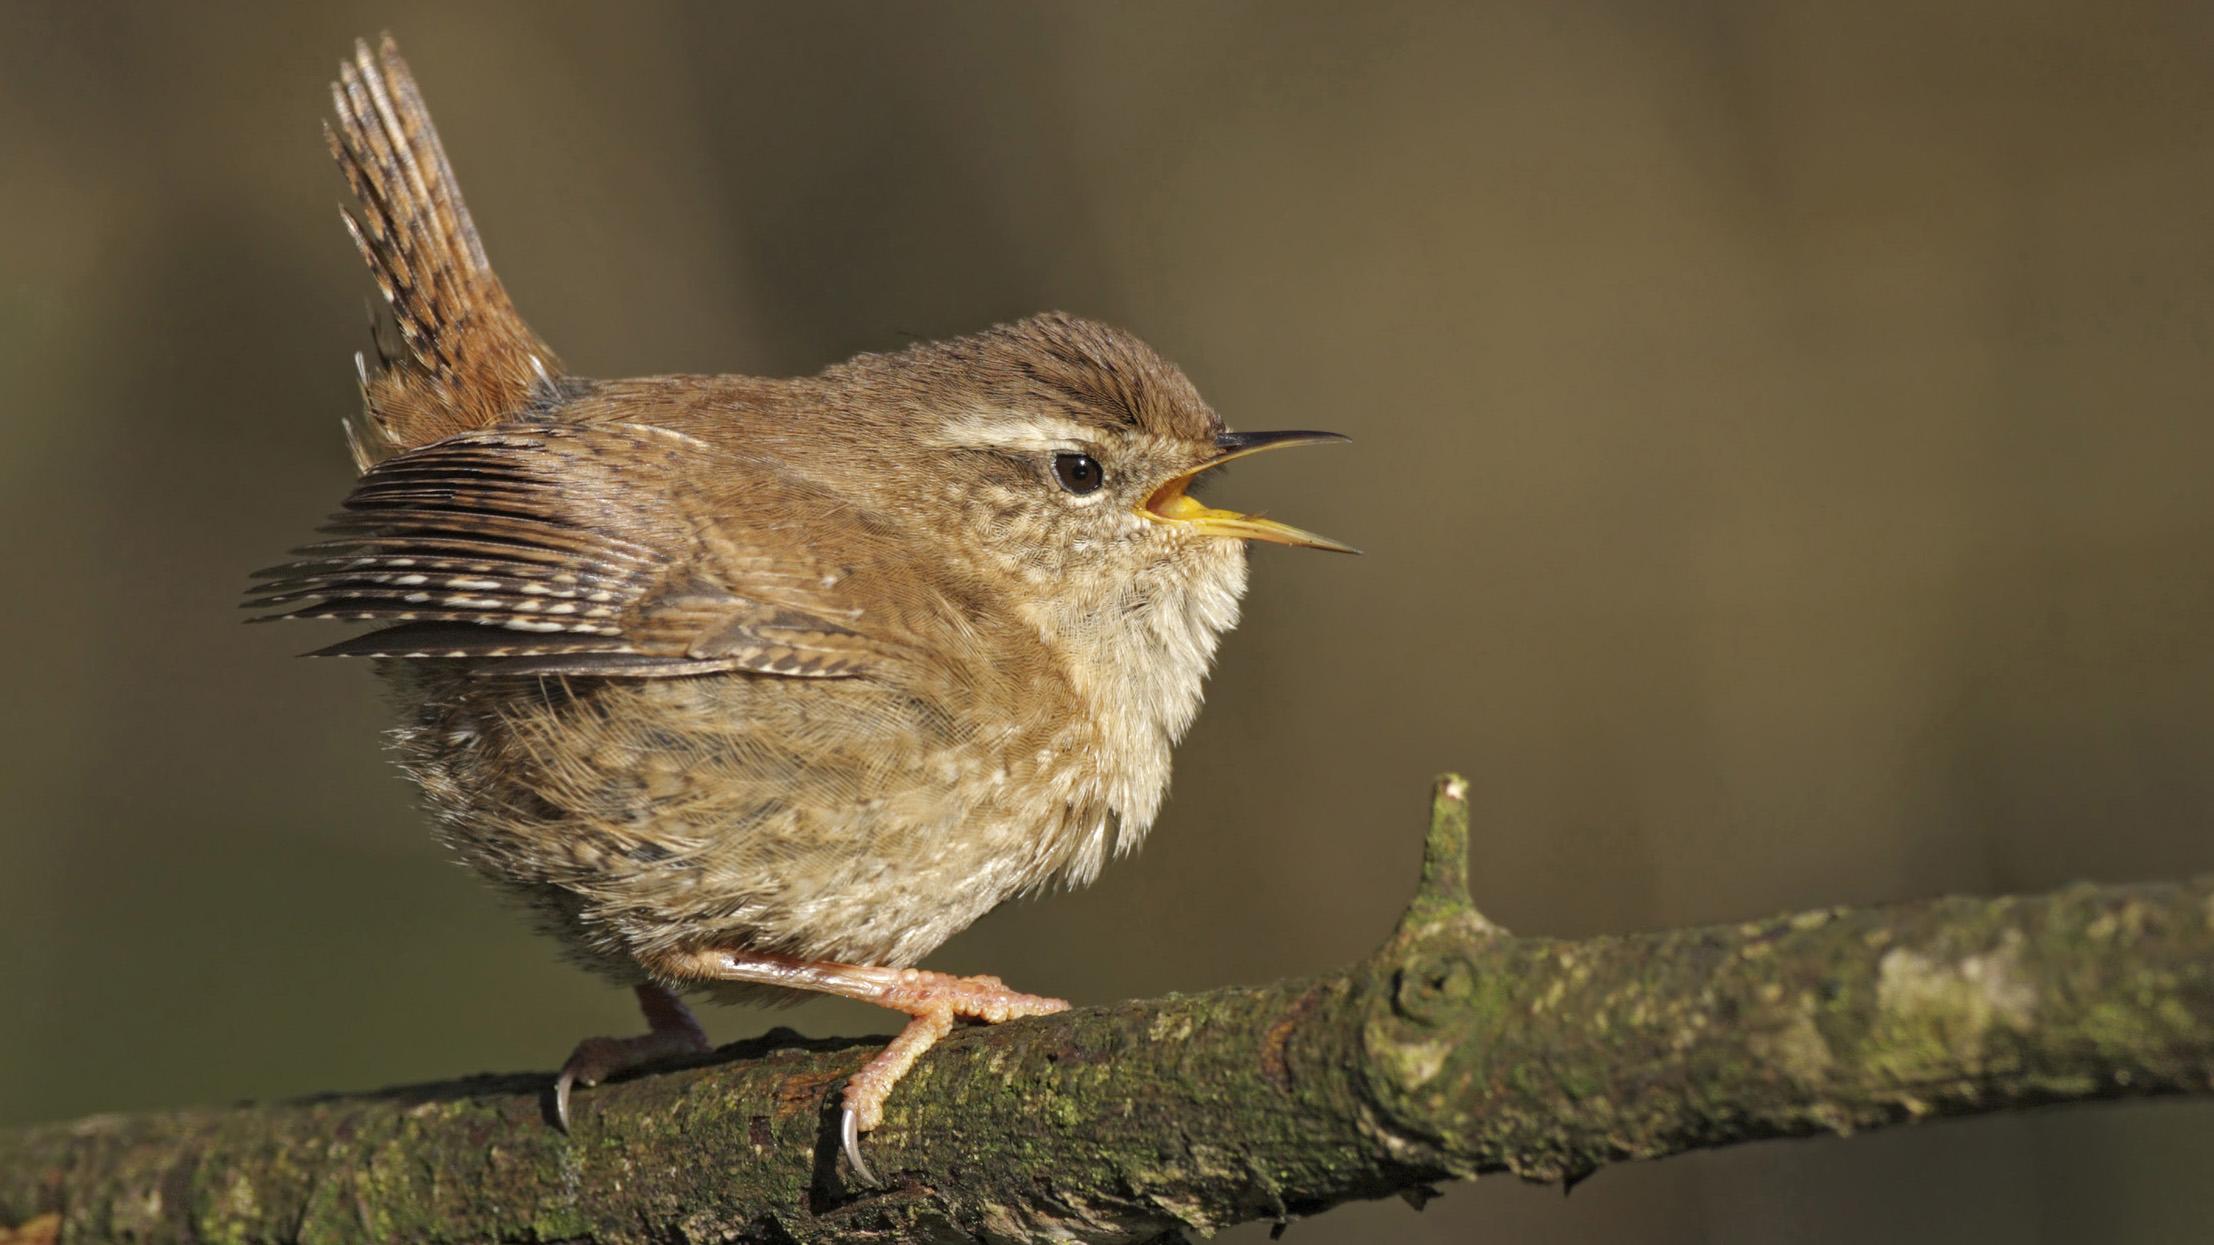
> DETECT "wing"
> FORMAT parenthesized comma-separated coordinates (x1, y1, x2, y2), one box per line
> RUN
(247, 421, 893, 680)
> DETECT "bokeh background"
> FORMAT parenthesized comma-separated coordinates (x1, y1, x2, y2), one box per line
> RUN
(5, 2, 2212, 1240)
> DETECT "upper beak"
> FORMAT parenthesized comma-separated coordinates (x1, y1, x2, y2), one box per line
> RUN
(1139, 429, 1358, 554)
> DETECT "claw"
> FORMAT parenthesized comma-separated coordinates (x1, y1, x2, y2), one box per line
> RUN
(547, 983, 709, 1135)
(553, 1068, 577, 1132)
(840, 1104, 877, 1186)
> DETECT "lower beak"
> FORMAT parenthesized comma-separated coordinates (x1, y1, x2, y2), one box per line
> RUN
(1139, 429, 1358, 554)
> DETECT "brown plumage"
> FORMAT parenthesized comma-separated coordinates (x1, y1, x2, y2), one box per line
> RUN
(252, 35, 1350, 1181)
(327, 36, 558, 459)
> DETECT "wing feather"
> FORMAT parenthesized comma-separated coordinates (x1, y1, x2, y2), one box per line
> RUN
(249, 422, 892, 679)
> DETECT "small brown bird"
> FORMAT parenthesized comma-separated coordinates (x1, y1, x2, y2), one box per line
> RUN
(251, 36, 1350, 1179)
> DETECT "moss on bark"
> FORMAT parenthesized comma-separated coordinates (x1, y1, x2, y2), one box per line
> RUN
(5, 778, 2210, 1242)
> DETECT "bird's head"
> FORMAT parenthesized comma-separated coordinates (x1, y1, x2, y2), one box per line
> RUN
(882, 313, 1352, 593)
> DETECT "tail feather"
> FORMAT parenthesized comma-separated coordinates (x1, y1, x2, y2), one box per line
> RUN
(329, 35, 559, 463)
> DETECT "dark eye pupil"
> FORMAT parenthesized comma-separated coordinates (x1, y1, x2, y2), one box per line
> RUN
(1053, 452, 1104, 494)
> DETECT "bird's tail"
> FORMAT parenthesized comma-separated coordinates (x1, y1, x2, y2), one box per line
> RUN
(329, 34, 560, 468)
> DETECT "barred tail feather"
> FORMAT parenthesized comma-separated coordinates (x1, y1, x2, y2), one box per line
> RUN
(329, 34, 560, 462)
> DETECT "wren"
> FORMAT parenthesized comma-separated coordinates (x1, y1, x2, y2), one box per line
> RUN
(250, 36, 1351, 1181)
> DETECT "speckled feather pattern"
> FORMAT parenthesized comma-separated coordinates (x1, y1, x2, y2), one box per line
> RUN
(341, 366, 1252, 995)
(257, 40, 1261, 1003)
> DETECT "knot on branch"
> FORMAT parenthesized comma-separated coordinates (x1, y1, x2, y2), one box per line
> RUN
(1355, 775, 1514, 1172)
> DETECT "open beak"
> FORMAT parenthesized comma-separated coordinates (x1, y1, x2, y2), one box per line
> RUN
(1139, 429, 1358, 554)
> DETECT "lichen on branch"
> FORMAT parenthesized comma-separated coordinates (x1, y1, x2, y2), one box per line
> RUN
(4, 777, 2210, 1243)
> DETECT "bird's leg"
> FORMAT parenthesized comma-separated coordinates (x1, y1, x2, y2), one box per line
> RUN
(654, 947, 1068, 1182)
(553, 981, 711, 1129)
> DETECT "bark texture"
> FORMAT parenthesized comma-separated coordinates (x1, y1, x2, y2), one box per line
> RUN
(4, 777, 2210, 1243)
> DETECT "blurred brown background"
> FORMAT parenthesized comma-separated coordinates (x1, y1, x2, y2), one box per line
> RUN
(4, 2, 2211, 1241)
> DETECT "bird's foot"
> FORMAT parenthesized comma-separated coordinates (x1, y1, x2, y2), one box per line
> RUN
(648, 948, 1069, 1184)
(552, 981, 710, 1130)
(836, 969, 1069, 1183)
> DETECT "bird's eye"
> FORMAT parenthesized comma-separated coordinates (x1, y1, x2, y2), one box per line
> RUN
(1052, 452, 1105, 495)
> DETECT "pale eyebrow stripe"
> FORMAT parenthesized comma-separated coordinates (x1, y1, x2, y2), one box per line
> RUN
(927, 408, 1097, 453)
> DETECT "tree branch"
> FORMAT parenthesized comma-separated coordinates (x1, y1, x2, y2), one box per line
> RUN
(6, 776, 2210, 1243)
